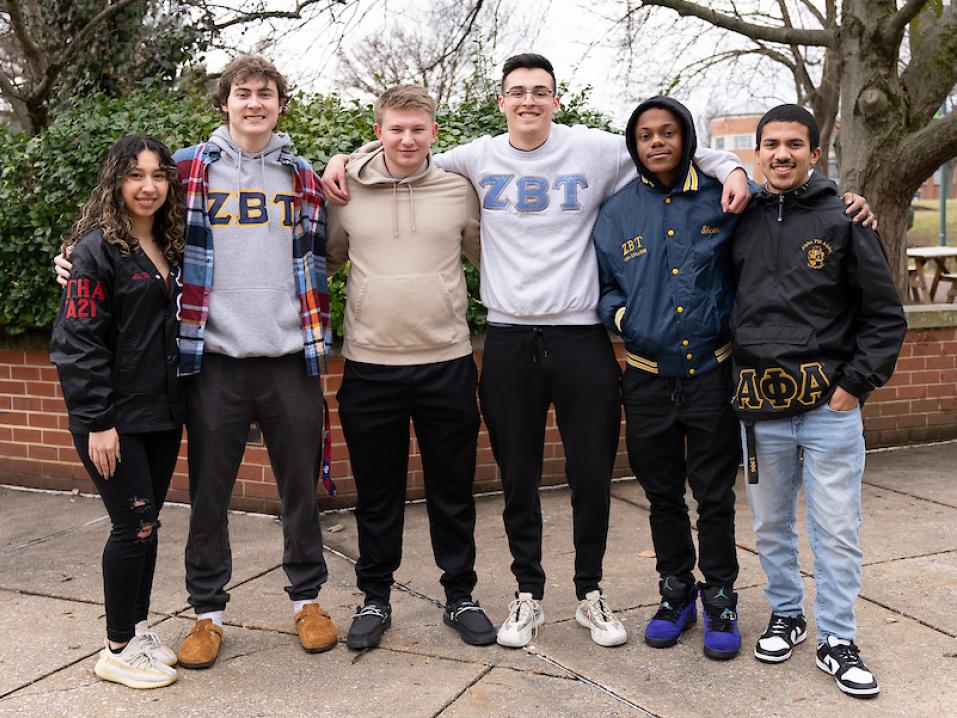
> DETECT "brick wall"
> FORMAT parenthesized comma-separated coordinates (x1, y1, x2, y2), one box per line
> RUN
(2, 306, 954, 513)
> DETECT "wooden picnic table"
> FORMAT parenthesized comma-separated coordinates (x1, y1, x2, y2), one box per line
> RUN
(907, 246, 957, 303)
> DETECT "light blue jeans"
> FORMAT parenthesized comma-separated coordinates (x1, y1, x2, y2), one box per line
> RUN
(742, 403, 865, 641)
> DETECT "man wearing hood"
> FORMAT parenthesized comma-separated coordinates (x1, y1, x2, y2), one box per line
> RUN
(172, 56, 337, 667)
(593, 96, 748, 660)
(731, 105, 904, 698)
(324, 85, 496, 651)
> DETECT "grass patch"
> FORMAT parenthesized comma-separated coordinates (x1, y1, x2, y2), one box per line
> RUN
(908, 199, 957, 247)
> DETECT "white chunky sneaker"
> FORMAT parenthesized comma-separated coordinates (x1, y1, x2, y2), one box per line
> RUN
(132, 623, 178, 667)
(94, 641, 177, 689)
(575, 589, 628, 647)
(496, 592, 544, 648)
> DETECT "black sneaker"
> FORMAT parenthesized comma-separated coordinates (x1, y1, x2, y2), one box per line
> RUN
(443, 599, 496, 646)
(816, 635, 880, 698)
(754, 613, 807, 663)
(346, 601, 392, 650)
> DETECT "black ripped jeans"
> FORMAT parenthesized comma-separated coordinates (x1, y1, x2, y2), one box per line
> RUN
(73, 428, 182, 643)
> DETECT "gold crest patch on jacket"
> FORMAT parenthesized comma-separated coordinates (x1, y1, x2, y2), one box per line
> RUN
(801, 238, 832, 269)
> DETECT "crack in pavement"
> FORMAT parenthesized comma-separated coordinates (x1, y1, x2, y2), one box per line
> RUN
(431, 664, 493, 717)
(7, 515, 110, 552)
(860, 480, 957, 510)
(521, 646, 662, 717)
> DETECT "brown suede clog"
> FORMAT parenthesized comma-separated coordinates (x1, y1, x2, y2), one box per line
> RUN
(294, 603, 338, 653)
(177, 619, 224, 669)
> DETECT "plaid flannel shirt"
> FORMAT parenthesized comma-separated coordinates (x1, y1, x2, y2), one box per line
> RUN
(173, 141, 331, 377)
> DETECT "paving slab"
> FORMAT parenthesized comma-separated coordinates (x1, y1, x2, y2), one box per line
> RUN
(861, 443, 957, 508)
(0, 590, 103, 698)
(861, 550, 957, 636)
(0, 500, 296, 615)
(531, 580, 957, 718)
(440, 666, 644, 717)
(0, 620, 488, 718)
(222, 552, 571, 678)
(0, 487, 108, 553)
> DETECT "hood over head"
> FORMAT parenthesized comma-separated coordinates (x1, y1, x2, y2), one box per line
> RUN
(625, 96, 697, 190)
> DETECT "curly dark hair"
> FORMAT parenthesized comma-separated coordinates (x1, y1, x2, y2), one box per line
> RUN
(64, 135, 184, 264)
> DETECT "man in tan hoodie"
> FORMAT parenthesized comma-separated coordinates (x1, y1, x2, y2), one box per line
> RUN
(325, 85, 496, 650)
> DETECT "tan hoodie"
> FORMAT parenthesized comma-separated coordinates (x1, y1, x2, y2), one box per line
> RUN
(326, 144, 481, 365)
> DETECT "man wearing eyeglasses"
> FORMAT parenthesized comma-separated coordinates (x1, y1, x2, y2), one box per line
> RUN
(323, 53, 749, 649)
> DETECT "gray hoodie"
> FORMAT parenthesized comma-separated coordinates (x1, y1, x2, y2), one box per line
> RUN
(203, 126, 304, 359)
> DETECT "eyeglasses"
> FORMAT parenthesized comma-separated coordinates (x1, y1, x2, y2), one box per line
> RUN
(503, 86, 554, 101)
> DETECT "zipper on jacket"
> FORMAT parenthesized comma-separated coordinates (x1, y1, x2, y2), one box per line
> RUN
(777, 193, 784, 223)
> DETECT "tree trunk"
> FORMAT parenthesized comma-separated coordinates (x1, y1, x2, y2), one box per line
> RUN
(837, 1, 914, 301)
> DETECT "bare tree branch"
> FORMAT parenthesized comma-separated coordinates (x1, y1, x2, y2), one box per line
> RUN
(420, 0, 485, 74)
(884, 0, 931, 44)
(895, 107, 957, 188)
(638, 0, 834, 46)
(794, 0, 825, 27)
(3, 0, 44, 77)
(213, 0, 351, 31)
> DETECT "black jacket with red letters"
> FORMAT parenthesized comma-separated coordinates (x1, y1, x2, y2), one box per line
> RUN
(50, 229, 185, 434)
(730, 172, 906, 420)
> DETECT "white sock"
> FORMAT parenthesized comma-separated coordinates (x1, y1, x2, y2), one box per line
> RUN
(293, 599, 319, 615)
(134, 620, 150, 636)
(196, 611, 223, 627)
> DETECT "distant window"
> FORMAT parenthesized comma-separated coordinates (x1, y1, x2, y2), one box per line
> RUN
(714, 136, 725, 150)
(734, 134, 752, 149)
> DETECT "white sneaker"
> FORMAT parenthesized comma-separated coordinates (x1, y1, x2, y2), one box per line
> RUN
(576, 589, 628, 647)
(94, 641, 177, 689)
(496, 592, 544, 648)
(132, 625, 178, 666)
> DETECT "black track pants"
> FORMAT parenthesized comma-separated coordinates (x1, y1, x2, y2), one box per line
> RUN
(478, 324, 621, 600)
(337, 356, 480, 605)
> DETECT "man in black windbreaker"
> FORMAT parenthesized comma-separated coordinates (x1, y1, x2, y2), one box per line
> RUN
(731, 105, 906, 699)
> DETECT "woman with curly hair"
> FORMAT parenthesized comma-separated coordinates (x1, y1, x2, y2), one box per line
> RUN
(51, 135, 186, 689)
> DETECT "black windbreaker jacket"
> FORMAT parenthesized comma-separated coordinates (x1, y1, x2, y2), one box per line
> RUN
(50, 229, 185, 434)
(730, 172, 906, 421)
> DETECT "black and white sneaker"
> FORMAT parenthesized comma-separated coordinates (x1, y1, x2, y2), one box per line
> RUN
(346, 601, 392, 650)
(444, 600, 496, 646)
(754, 613, 807, 663)
(816, 635, 880, 698)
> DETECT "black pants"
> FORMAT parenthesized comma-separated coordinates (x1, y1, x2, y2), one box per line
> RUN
(184, 353, 328, 613)
(479, 324, 621, 600)
(337, 356, 480, 605)
(74, 428, 182, 643)
(622, 363, 740, 589)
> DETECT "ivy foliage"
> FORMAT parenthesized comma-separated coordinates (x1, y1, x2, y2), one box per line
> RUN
(0, 86, 613, 338)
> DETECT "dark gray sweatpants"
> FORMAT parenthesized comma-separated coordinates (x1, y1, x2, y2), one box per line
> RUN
(184, 352, 328, 613)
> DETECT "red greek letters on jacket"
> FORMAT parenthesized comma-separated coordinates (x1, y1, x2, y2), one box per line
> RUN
(63, 278, 106, 319)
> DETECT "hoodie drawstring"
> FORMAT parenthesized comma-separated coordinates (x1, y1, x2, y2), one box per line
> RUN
(390, 181, 417, 238)
(392, 182, 399, 238)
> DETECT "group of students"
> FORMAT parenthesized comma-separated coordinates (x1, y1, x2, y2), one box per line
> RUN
(51, 52, 905, 700)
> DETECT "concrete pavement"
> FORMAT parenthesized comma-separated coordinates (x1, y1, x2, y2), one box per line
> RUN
(0, 441, 955, 717)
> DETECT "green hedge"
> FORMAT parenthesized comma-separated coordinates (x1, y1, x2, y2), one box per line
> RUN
(0, 87, 612, 338)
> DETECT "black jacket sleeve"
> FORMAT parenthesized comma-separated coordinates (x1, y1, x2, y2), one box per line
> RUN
(50, 235, 116, 432)
(838, 224, 907, 398)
